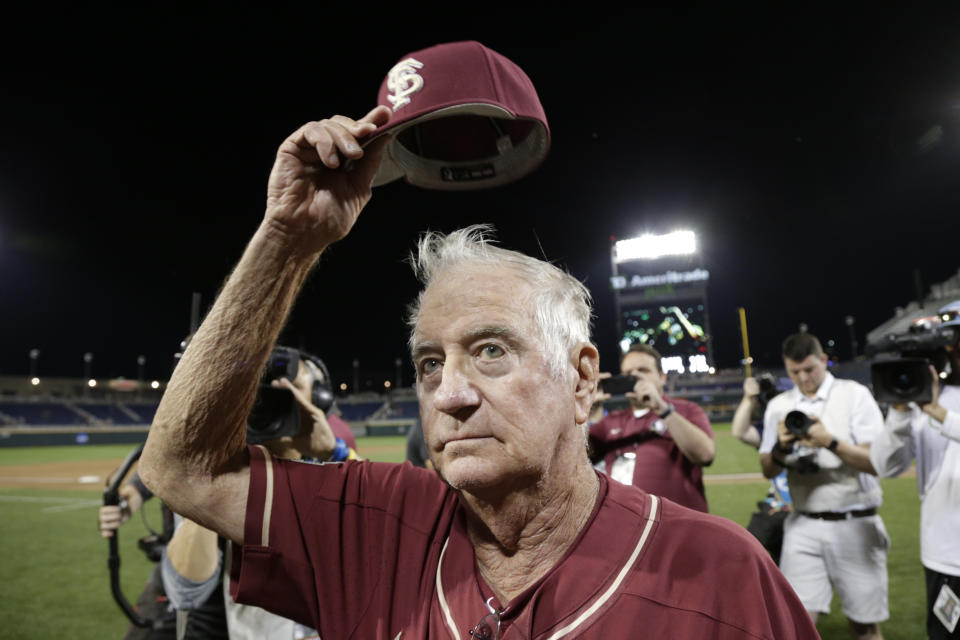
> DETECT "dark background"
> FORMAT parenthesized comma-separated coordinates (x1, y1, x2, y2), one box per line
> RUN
(2, 4, 958, 389)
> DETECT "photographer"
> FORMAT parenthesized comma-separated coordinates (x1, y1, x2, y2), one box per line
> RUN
(759, 332, 889, 639)
(870, 301, 960, 640)
(732, 374, 791, 562)
(733, 374, 777, 448)
(99, 471, 177, 640)
(163, 350, 354, 639)
(733, 374, 791, 503)
(589, 343, 715, 513)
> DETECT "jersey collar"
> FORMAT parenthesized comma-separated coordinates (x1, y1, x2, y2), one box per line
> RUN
(435, 474, 660, 639)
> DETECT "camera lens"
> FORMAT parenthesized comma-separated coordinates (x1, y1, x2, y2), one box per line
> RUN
(784, 410, 812, 436)
(889, 370, 920, 395)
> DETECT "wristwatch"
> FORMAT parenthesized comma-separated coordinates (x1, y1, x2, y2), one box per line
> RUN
(658, 403, 675, 419)
(827, 437, 839, 452)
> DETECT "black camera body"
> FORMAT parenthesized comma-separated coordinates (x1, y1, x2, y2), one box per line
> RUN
(755, 373, 780, 409)
(601, 374, 638, 396)
(867, 323, 956, 405)
(247, 346, 335, 445)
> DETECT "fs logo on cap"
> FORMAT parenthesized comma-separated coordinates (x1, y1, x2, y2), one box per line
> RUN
(386, 58, 424, 111)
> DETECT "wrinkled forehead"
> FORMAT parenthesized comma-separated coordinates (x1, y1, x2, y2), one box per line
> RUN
(413, 264, 537, 339)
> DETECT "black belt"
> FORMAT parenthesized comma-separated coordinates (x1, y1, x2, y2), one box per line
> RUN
(800, 507, 877, 521)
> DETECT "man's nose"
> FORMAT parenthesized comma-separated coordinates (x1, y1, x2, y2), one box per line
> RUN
(432, 364, 481, 416)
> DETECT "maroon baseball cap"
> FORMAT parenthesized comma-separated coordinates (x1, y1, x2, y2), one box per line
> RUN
(366, 41, 550, 190)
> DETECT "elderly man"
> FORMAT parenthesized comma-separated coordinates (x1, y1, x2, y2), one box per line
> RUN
(140, 108, 817, 639)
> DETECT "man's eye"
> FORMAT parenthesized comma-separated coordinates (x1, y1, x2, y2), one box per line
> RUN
(420, 358, 442, 375)
(479, 344, 504, 359)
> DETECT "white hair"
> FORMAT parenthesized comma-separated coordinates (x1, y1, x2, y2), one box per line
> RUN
(407, 225, 594, 378)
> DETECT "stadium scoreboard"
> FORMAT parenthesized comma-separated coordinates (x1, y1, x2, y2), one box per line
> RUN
(610, 232, 713, 374)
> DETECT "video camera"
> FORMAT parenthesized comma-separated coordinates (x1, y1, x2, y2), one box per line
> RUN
(866, 310, 958, 405)
(247, 346, 335, 444)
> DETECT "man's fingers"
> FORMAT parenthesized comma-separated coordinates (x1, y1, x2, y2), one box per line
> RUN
(99, 506, 124, 536)
(279, 110, 390, 180)
(350, 134, 390, 187)
(274, 377, 316, 411)
(358, 105, 391, 128)
(298, 120, 356, 169)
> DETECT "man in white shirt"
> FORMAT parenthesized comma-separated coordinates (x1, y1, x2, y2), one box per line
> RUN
(760, 332, 888, 640)
(871, 301, 960, 640)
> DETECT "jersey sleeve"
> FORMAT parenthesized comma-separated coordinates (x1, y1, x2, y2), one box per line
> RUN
(759, 400, 783, 454)
(229, 445, 455, 636)
(869, 407, 917, 477)
(848, 383, 885, 444)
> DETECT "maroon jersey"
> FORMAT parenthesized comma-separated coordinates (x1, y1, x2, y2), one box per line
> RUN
(230, 445, 816, 639)
(589, 397, 713, 512)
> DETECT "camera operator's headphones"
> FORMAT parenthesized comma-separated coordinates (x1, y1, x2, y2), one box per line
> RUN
(299, 351, 335, 414)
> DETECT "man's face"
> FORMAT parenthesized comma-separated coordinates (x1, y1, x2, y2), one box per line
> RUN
(784, 353, 828, 397)
(412, 264, 584, 493)
(620, 351, 665, 405)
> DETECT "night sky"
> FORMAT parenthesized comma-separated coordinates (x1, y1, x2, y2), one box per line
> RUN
(2, 5, 959, 389)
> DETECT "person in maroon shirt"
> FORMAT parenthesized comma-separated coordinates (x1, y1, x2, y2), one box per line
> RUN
(589, 344, 715, 512)
(139, 107, 818, 639)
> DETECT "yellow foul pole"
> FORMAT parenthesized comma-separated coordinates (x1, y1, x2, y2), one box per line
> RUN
(738, 307, 752, 378)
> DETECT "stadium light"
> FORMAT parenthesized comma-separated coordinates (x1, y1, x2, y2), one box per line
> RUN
(150, 380, 160, 389)
(29, 348, 40, 378)
(339, 382, 347, 391)
(87, 379, 97, 388)
(30, 377, 40, 386)
(614, 230, 697, 263)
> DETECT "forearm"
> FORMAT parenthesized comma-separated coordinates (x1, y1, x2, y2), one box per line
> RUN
(120, 482, 144, 515)
(870, 410, 914, 477)
(833, 440, 877, 474)
(166, 519, 222, 583)
(731, 398, 760, 447)
(140, 221, 321, 529)
(664, 414, 715, 465)
(925, 406, 960, 442)
(760, 452, 783, 479)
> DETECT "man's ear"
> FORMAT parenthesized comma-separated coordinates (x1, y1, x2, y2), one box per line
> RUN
(572, 343, 600, 424)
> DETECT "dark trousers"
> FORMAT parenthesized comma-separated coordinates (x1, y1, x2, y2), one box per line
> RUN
(925, 567, 960, 640)
(122, 565, 177, 640)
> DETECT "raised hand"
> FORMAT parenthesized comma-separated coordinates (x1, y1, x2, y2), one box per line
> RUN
(264, 106, 392, 253)
(627, 376, 666, 413)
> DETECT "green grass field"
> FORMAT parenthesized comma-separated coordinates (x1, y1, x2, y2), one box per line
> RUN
(0, 428, 926, 639)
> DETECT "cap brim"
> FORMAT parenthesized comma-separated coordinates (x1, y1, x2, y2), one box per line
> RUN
(365, 103, 517, 187)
